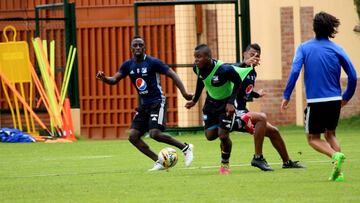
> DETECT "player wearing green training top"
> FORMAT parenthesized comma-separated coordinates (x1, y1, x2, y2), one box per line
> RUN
(185, 44, 253, 175)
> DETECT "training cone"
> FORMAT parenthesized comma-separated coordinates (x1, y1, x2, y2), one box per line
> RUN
(63, 98, 76, 141)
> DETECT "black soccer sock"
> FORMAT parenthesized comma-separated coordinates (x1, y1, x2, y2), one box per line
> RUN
(221, 151, 230, 163)
(181, 143, 189, 152)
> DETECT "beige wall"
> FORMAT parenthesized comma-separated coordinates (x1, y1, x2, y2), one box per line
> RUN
(250, 0, 360, 80)
(249, 0, 360, 125)
(217, 4, 236, 62)
(71, 108, 81, 136)
(174, 5, 200, 127)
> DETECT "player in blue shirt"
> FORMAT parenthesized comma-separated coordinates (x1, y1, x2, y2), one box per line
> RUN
(281, 12, 357, 181)
(96, 36, 194, 171)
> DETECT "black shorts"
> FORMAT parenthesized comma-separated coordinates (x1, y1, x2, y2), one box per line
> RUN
(202, 98, 233, 131)
(131, 100, 167, 134)
(233, 109, 249, 133)
(304, 100, 341, 134)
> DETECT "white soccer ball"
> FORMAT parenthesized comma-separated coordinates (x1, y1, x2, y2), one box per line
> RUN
(158, 147, 178, 169)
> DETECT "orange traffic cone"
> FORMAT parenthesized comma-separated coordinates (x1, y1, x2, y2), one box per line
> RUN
(63, 98, 76, 141)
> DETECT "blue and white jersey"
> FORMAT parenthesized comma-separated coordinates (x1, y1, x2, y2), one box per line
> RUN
(284, 38, 357, 103)
(119, 55, 169, 105)
(235, 69, 257, 110)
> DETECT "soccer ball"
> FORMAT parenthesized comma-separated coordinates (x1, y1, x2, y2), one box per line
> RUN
(158, 147, 178, 169)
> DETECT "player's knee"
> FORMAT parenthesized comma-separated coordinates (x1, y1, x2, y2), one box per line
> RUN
(218, 133, 230, 141)
(149, 129, 161, 140)
(307, 138, 314, 146)
(266, 125, 279, 137)
(251, 112, 267, 124)
(128, 134, 139, 144)
(205, 134, 217, 141)
(258, 112, 267, 121)
(306, 136, 317, 145)
(205, 129, 218, 141)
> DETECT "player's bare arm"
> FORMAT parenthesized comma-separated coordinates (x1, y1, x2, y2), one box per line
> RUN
(96, 71, 123, 85)
(185, 77, 204, 109)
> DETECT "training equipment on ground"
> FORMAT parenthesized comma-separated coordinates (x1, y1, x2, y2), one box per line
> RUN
(158, 147, 178, 169)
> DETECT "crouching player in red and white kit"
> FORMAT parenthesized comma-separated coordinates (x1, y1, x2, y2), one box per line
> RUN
(234, 43, 304, 171)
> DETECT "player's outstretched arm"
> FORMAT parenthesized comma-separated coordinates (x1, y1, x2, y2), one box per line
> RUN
(185, 77, 204, 109)
(96, 71, 123, 85)
(166, 69, 193, 101)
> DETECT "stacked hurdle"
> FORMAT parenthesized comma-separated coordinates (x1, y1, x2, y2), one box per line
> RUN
(0, 25, 37, 135)
(0, 25, 77, 140)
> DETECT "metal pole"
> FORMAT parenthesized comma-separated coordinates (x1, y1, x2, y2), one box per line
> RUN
(240, 0, 251, 54)
(68, 3, 80, 108)
(35, 9, 39, 37)
(134, 3, 139, 35)
(235, 0, 240, 63)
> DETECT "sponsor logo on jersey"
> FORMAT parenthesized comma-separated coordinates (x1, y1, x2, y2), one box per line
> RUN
(136, 78, 147, 91)
(245, 84, 253, 95)
(130, 70, 134, 74)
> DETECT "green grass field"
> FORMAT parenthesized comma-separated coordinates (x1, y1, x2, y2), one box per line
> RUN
(1, 116, 360, 203)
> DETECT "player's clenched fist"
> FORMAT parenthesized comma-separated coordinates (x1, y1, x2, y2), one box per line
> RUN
(96, 71, 105, 81)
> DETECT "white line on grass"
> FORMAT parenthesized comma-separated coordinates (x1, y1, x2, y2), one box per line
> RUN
(45, 155, 114, 160)
(2, 159, 355, 179)
(11, 155, 114, 163)
(178, 159, 345, 170)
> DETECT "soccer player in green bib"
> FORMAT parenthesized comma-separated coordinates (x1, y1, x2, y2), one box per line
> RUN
(185, 44, 253, 174)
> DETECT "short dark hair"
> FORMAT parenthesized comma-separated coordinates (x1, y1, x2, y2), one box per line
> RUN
(245, 43, 261, 54)
(313, 12, 340, 39)
(194, 44, 212, 57)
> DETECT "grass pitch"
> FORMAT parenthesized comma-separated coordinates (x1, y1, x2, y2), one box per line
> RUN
(1, 116, 360, 203)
